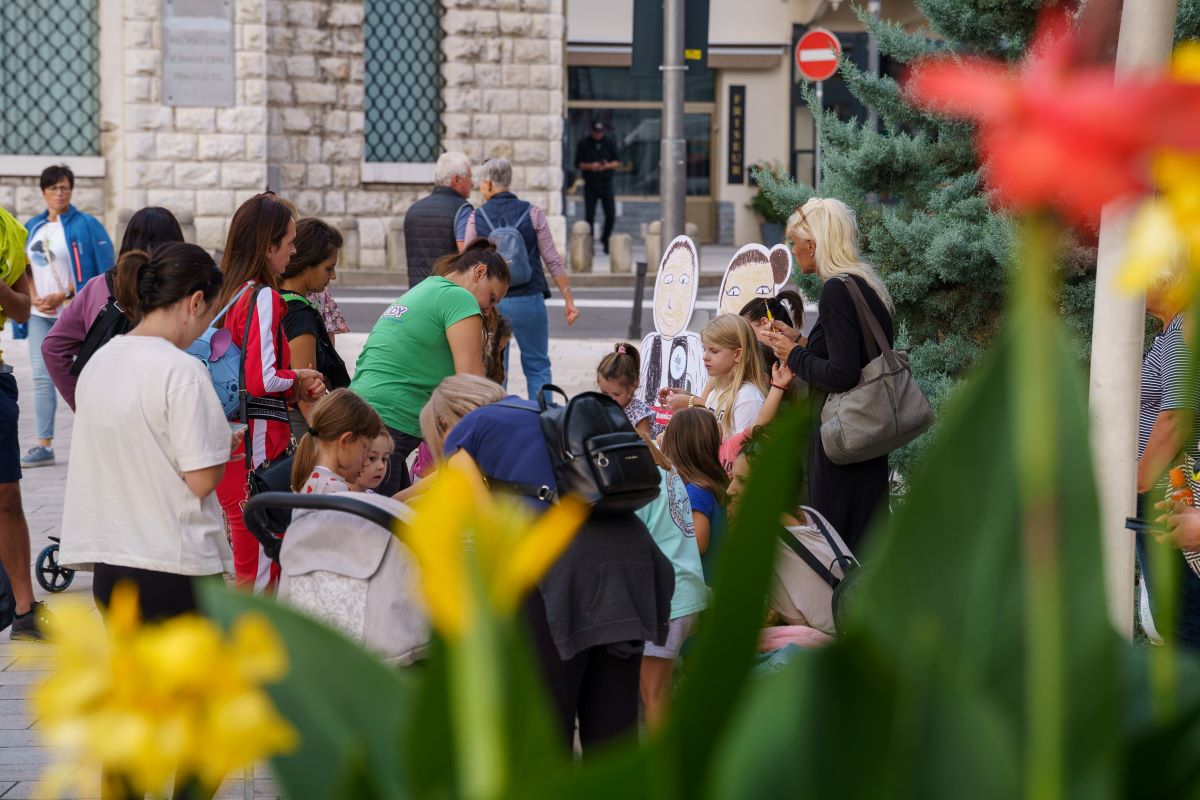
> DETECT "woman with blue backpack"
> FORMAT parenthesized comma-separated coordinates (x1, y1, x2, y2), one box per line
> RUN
(463, 158, 580, 400)
(214, 193, 325, 593)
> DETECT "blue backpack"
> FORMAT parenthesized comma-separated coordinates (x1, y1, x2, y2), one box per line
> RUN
(186, 284, 253, 418)
(477, 204, 533, 287)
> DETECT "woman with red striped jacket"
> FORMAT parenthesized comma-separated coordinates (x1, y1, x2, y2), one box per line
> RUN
(215, 193, 324, 592)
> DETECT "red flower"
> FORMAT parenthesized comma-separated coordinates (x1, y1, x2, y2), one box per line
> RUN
(905, 12, 1200, 226)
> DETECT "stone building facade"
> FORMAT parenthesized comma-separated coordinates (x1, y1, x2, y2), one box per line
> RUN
(0, 0, 566, 283)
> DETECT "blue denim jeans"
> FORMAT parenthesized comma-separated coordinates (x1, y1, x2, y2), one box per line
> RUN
(499, 293, 552, 402)
(25, 314, 57, 442)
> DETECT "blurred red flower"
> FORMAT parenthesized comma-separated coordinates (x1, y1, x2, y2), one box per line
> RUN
(905, 12, 1200, 226)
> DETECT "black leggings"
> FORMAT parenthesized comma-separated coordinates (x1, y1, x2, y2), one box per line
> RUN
(524, 593, 642, 753)
(92, 563, 208, 622)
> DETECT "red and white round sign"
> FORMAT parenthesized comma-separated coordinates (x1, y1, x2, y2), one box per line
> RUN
(795, 28, 842, 82)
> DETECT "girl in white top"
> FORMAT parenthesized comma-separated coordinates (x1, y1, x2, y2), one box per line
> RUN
(292, 388, 386, 496)
(662, 314, 767, 441)
(60, 243, 236, 621)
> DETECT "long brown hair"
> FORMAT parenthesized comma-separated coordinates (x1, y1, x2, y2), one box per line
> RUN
(291, 389, 385, 491)
(662, 407, 727, 502)
(218, 192, 294, 306)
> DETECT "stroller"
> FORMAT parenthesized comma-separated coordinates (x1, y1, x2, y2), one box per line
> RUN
(244, 492, 430, 666)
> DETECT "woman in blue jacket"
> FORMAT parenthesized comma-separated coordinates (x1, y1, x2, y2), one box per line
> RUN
(17, 164, 114, 467)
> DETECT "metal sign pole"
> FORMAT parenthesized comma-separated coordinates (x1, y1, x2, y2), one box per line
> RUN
(661, 0, 687, 241)
(814, 80, 823, 192)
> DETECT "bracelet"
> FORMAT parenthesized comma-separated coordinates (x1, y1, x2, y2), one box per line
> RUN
(687, 395, 696, 408)
(770, 383, 788, 391)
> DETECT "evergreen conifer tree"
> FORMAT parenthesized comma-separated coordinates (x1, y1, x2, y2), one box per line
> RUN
(757, 0, 1200, 474)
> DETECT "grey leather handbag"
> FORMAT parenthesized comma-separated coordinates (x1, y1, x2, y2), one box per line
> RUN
(820, 277, 934, 465)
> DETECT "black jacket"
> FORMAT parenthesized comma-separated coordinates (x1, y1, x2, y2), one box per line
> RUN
(403, 186, 469, 287)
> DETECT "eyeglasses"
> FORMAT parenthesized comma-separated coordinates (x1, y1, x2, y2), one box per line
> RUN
(46, 185, 72, 195)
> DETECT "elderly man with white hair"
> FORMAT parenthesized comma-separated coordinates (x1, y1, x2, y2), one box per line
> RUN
(464, 158, 579, 400)
(403, 151, 474, 287)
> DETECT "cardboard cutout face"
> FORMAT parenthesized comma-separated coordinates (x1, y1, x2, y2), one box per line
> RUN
(717, 243, 793, 316)
(653, 236, 699, 338)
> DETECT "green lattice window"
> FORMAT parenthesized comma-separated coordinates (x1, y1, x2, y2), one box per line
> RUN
(364, 0, 442, 163)
(0, 0, 100, 155)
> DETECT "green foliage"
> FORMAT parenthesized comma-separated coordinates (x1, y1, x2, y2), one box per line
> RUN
(749, 164, 790, 224)
(197, 269, 1200, 797)
(1178, 0, 1200, 42)
(757, 0, 1100, 477)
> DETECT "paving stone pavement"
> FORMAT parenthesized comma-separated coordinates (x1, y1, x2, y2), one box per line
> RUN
(0, 327, 613, 798)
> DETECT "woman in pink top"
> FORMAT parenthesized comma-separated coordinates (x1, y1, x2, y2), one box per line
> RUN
(41, 207, 184, 410)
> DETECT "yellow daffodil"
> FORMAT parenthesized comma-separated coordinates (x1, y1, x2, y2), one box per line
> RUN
(32, 583, 296, 799)
(1118, 44, 1200, 294)
(398, 458, 588, 640)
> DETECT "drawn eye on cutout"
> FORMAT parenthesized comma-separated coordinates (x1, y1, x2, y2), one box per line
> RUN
(756, 285, 770, 295)
(679, 274, 691, 285)
(726, 286, 740, 297)
(663, 274, 674, 284)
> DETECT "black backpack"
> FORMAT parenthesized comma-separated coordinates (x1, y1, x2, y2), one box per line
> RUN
(494, 385, 661, 514)
(70, 271, 133, 377)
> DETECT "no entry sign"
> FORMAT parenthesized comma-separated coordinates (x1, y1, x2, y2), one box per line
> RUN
(795, 28, 841, 82)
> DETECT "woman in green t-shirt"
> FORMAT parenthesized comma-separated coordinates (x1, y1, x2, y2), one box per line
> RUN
(351, 239, 509, 495)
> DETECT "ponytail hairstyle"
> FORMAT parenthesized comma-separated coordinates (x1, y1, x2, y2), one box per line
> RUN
(290, 389, 385, 491)
(701, 314, 768, 437)
(433, 238, 510, 284)
(218, 192, 296, 306)
(283, 218, 344, 280)
(596, 342, 640, 391)
(738, 288, 805, 330)
(113, 242, 223, 322)
(662, 407, 727, 503)
(419, 374, 506, 462)
(118, 207, 185, 256)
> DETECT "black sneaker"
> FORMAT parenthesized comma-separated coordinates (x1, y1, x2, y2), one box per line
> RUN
(10, 601, 52, 642)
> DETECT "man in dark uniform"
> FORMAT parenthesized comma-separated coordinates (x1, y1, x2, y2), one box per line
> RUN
(574, 121, 620, 254)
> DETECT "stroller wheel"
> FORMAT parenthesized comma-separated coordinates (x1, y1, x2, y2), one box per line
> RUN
(36, 544, 75, 593)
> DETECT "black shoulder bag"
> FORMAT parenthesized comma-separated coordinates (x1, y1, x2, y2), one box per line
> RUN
(70, 272, 133, 377)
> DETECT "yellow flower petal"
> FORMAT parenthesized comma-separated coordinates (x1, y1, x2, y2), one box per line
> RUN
(230, 613, 289, 682)
(492, 496, 588, 612)
(1172, 41, 1200, 82)
(1117, 200, 1186, 294)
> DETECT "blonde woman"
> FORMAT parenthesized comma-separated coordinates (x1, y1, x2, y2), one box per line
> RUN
(763, 197, 894, 552)
(418, 374, 506, 463)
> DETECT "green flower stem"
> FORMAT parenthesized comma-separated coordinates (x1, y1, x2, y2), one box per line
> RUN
(449, 569, 508, 800)
(1013, 215, 1064, 800)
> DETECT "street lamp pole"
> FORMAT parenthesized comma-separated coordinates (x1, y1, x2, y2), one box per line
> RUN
(661, 0, 687, 242)
(1090, 0, 1179, 637)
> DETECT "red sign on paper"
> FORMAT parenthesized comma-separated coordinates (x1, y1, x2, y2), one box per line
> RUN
(795, 28, 842, 82)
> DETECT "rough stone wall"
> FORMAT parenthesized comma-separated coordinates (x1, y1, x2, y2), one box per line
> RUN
(0, 0, 567, 281)
(440, 0, 567, 249)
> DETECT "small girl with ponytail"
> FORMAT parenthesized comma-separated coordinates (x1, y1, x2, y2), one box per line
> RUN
(596, 342, 654, 436)
(291, 388, 386, 495)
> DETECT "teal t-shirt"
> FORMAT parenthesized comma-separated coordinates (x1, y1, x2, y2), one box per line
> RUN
(350, 276, 481, 436)
(635, 467, 709, 619)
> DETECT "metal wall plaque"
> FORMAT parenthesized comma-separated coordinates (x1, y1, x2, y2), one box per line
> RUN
(163, 0, 235, 108)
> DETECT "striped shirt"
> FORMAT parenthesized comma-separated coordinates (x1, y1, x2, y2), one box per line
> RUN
(1138, 314, 1199, 462)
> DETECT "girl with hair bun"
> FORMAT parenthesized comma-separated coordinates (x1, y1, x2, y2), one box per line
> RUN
(290, 389, 385, 494)
(596, 342, 654, 437)
(60, 242, 238, 622)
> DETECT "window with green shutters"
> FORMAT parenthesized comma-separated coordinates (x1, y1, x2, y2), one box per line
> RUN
(0, 0, 100, 155)
(364, 0, 442, 164)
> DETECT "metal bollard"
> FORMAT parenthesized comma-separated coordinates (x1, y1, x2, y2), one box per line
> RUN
(627, 260, 648, 341)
